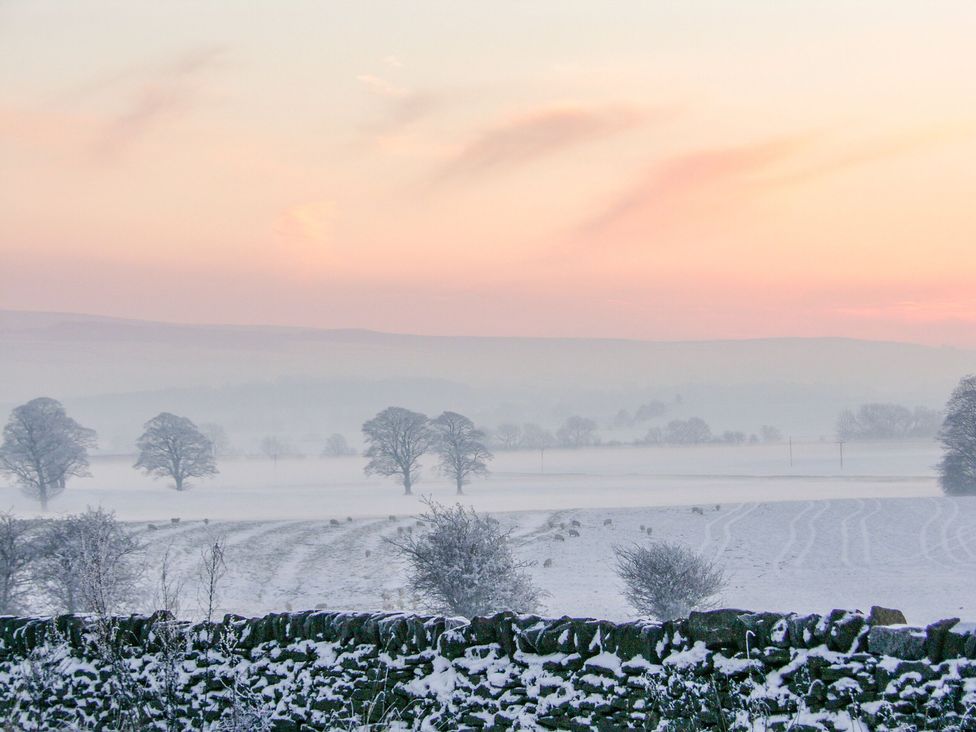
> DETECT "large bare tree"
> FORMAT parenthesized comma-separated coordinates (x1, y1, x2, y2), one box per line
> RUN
(494, 423, 522, 450)
(939, 375, 976, 495)
(362, 407, 434, 495)
(0, 397, 97, 510)
(432, 411, 492, 495)
(135, 413, 218, 491)
(556, 415, 598, 448)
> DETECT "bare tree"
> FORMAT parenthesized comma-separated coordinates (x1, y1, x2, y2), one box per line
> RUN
(837, 404, 941, 441)
(612, 409, 634, 429)
(260, 435, 289, 466)
(198, 535, 227, 624)
(135, 412, 218, 491)
(152, 545, 185, 619)
(521, 423, 556, 472)
(0, 397, 97, 510)
(432, 411, 493, 495)
(149, 545, 188, 732)
(556, 415, 598, 448)
(35, 508, 144, 614)
(494, 423, 522, 450)
(939, 375, 976, 495)
(664, 417, 713, 445)
(759, 424, 783, 443)
(614, 541, 726, 620)
(387, 500, 541, 617)
(321, 433, 355, 457)
(0, 512, 38, 613)
(362, 407, 434, 495)
(200, 422, 231, 459)
(635, 400, 669, 422)
(641, 426, 664, 445)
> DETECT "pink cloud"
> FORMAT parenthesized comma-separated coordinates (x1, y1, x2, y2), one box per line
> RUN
(581, 137, 806, 238)
(435, 103, 646, 181)
(93, 46, 225, 160)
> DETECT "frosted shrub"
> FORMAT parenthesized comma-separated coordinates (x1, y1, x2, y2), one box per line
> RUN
(387, 500, 541, 618)
(0, 512, 40, 614)
(614, 541, 726, 620)
(35, 507, 144, 614)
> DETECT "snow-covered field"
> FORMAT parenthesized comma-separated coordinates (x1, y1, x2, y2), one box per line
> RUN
(128, 496, 975, 627)
(0, 441, 941, 521)
(5, 440, 965, 626)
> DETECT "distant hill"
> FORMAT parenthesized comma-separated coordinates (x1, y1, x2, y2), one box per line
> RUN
(1, 309, 971, 451)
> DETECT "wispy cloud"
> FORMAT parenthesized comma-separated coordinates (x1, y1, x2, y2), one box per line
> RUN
(93, 46, 225, 160)
(356, 74, 409, 99)
(578, 123, 976, 245)
(357, 73, 441, 134)
(766, 123, 976, 188)
(581, 137, 806, 237)
(435, 103, 646, 181)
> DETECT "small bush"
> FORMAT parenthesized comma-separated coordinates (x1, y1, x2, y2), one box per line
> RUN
(614, 540, 726, 620)
(387, 500, 541, 617)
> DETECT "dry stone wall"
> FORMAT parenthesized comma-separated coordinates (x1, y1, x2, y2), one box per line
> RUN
(1, 607, 975, 730)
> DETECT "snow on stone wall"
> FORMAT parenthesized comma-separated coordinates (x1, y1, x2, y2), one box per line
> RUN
(1, 607, 975, 730)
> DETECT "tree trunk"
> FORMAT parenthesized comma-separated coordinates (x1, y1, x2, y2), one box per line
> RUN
(403, 472, 412, 495)
(456, 476, 464, 495)
(39, 484, 48, 511)
(174, 474, 184, 491)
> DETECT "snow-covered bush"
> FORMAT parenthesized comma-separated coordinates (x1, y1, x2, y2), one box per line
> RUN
(614, 540, 726, 620)
(0, 512, 41, 614)
(34, 507, 144, 614)
(387, 500, 541, 617)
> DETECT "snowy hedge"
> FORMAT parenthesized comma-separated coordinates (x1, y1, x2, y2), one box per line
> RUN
(1, 607, 976, 730)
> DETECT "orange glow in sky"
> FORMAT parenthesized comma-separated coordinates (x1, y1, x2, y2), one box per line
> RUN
(2, 2, 976, 345)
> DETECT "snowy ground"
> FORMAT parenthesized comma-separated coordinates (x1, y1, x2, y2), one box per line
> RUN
(0, 441, 941, 521)
(128, 496, 976, 627)
(5, 440, 965, 626)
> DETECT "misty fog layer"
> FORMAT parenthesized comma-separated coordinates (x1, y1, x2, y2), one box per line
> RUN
(1, 310, 968, 454)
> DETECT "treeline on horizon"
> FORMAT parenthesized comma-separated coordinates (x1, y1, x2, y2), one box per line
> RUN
(1, 377, 975, 512)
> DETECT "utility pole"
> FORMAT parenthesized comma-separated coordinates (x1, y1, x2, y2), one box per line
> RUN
(789, 437, 793, 468)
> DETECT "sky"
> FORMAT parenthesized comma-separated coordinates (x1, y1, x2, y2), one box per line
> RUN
(2, 2, 976, 345)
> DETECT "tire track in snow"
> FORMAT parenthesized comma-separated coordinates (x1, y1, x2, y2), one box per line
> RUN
(939, 497, 963, 565)
(130, 519, 223, 543)
(774, 501, 814, 567)
(950, 499, 976, 561)
(839, 499, 865, 568)
(273, 518, 410, 612)
(938, 499, 976, 564)
(712, 502, 759, 560)
(699, 503, 745, 555)
(858, 499, 881, 566)
(218, 521, 333, 612)
(223, 520, 311, 549)
(918, 498, 943, 564)
(791, 500, 831, 568)
(263, 519, 390, 610)
(952, 524, 976, 562)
